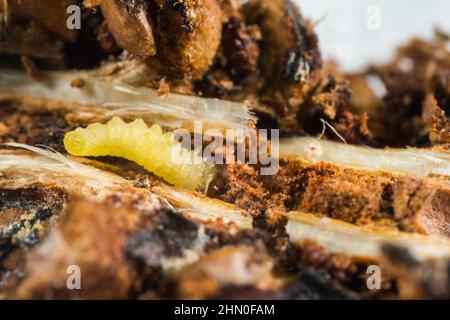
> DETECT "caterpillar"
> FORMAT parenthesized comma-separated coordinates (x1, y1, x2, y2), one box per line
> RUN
(64, 117, 214, 191)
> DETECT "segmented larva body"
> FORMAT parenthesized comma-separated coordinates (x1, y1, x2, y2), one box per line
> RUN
(64, 117, 214, 191)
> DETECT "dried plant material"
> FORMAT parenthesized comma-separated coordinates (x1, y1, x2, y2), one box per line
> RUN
(216, 148, 450, 237)
(423, 93, 450, 144)
(287, 213, 450, 299)
(359, 38, 450, 147)
(287, 211, 450, 261)
(0, 147, 155, 202)
(319, 118, 347, 144)
(172, 246, 282, 299)
(381, 245, 450, 299)
(0, 150, 265, 299)
(154, 184, 252, 229)
(83, 0, 102, 8)
(0, 62, 256, 131)
(1, 0, 449, 301)
(7, 199, 161, 299)
(222, 17, 261, 80)
(100, 0, 156, 57)
(280, 137, 450, 178)
(157, 77, 170, 97)
(141, 0, 223, 80)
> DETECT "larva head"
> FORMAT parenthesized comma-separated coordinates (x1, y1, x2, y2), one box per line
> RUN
(64, 128, 91, 156)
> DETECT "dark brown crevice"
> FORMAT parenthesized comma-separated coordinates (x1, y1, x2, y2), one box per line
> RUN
(380, 182, 395, 221)
(0, 104, 71, 152)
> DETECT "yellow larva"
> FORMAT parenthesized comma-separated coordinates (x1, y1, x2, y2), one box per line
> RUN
(64, 117, 214, 191)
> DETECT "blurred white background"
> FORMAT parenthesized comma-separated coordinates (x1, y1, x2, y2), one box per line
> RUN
(295, 0, 450, 71)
